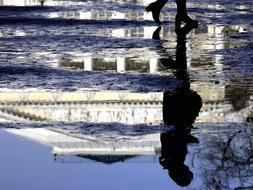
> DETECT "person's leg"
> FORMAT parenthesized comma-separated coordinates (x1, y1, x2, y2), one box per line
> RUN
(146, 0, 168, 25)
(175, 0, 198, 26)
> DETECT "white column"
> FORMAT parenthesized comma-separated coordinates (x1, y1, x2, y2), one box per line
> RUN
(214, 26, 225, 70)
(144, 12, 153, 21)
(80, 12, 92, 20)
(111, 28, 125, 38)
(83, 54, 93, 71)
(149, 58, 158, 74)
(111, 12, 125, 20)
(117, 57, 126, 73)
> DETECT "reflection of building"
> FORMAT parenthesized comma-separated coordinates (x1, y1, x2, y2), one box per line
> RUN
(49, 10, 174, 24)
(59, 56, 168, 74)
(0, 0, 252, 125)
(6, 128, 161, 163)
(0, 90, 252, 124)
(53, 24, 251, 73)
(0, 91, 163, 124)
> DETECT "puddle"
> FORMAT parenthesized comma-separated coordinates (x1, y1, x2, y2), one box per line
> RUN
(0, 0, 253, 189)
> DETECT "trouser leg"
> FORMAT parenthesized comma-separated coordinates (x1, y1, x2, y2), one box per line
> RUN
(176, 0, 187, 16)
(175, 0, 198, 26)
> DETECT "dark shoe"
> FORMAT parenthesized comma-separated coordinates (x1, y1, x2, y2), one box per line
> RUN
(176, 14, 198, 27)
(146, 2, 162, 25)
(175, 23, 197, 36)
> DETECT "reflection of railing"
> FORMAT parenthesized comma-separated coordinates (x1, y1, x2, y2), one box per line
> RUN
(0, 91, 163, 124)
(5, 101, 160, 123)
(1, 90, 253, 123)
(0, 91, 163, 103)
(197, 101, 253, 123)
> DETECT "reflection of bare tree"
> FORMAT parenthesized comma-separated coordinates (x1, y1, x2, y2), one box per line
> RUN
(191, 127, 253, 190)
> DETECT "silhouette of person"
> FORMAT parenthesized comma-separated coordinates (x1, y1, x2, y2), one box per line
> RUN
(146, 0, 198, 26)
(160, 86, 201, 187)
(153, 22, 202, 186)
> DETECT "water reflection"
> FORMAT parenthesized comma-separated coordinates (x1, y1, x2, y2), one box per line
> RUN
(0, 82, 252, 124)
(3, 122, 253, 189)
(0, 19, 252, 124)
(0, 0, 74, 6)
(0, 89, 251, 124)
(45, 9, 175, 23)
(0, 0, 253, 189)
(7, 127, 162, 158)
(160, 131, 198, 187)
(2, 23, 204, 189)
(38, 23, 250, 72)
(154, 22, 200, 187)
(1, 31, 252, 190)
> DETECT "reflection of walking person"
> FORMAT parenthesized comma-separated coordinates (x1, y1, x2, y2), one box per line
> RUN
(152, 13, 201, 187)
(160, 84, 201, 186)
(146, 0, 198, 26)
(161, 77, 202, 187)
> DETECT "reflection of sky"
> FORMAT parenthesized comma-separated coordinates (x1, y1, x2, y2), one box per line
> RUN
(0, 130, 181, 190)
(1, 122, 253, 190)
(0, 0, 252, 189)
(6, 128, 162, 156)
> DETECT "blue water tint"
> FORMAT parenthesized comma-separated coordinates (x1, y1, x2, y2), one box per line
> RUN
(0, 130, 182, 190)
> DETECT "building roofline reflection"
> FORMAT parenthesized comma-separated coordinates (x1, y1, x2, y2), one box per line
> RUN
(6, 128, 162, 164)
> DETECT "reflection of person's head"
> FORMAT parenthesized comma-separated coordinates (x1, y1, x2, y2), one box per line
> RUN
(160, 131, 196, 187)
(160, 130, 198, 187)
(169, 164, 193, 187)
